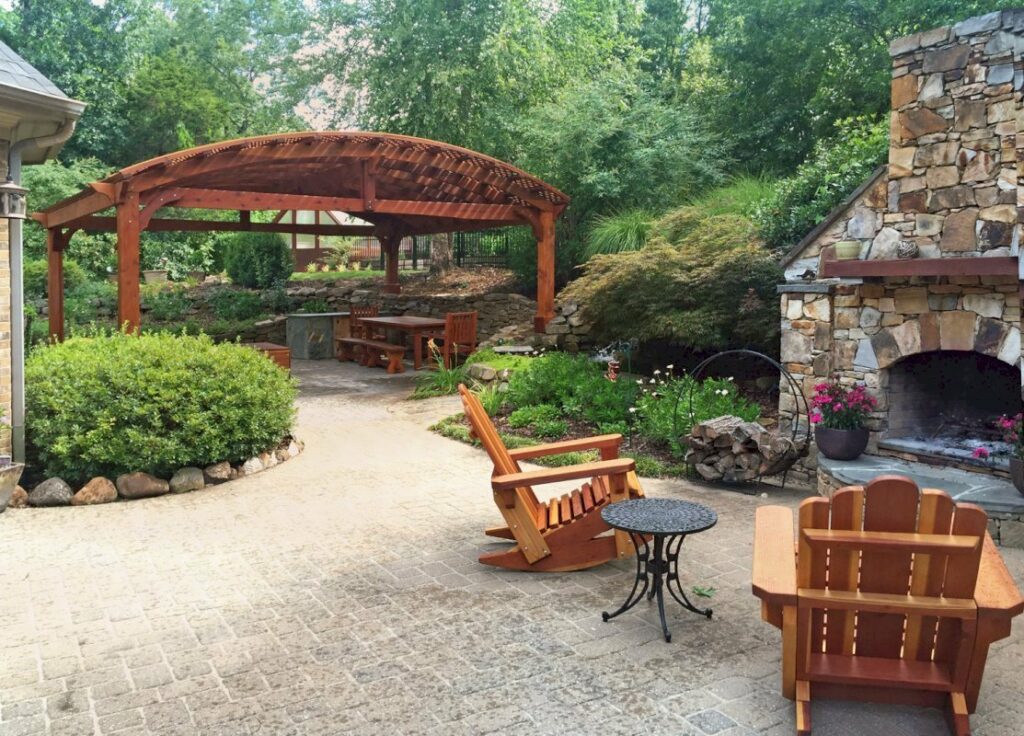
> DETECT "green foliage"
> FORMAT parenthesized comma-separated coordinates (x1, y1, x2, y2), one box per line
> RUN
(322, 239, 355, 269)
(64, 281, 118, 327)
(412, 349, 468, 399)
(23, 159, 117, 275)
(585, 210, 655, 257)
(634, 374, 760, 451)
(505, 352, 635, 428)
(686, 0, 1015, 172)
(564, 194, 783, 351)
(26, 331, 296, 482)
(260, 286, 293, 314)
(209, 290, 264, 321)
(147, 288, 191, 322)
(514, 67, 726, 283)
(474, 386, 505, 417)
(288, 270, 385, 281)
(464, 348, 534, 372)
(297, 298, 331, 314)
(24, 258, 88, 300)
(225, 232, 294, 289)
(508, 404, 561, 428)
(754, 116, 888, 248)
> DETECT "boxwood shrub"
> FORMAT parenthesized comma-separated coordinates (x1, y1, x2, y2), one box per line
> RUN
(27, 332, 296, 483)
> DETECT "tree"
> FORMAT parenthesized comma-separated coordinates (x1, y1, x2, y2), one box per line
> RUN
(512, 66, 726, 283)
(2, 0, 154, 163)
(309, 0, 642, 159)
(687, 0, 1021, 172)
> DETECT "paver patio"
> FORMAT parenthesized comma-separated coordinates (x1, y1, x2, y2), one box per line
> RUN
(1, 360, 1022, 736)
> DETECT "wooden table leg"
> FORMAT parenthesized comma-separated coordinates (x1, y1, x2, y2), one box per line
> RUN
(412, 328, 423, 370)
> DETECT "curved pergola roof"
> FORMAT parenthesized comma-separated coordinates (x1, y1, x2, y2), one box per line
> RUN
(36, 131, 569, 234)
(34, 131, 568, 339)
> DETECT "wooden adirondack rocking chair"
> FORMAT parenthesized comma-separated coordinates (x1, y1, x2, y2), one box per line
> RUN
(459, 384, 645, 572)
(752, 475, 1024, 736)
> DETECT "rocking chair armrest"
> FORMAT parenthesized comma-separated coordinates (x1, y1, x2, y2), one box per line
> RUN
(752, 506, 798, 609)
(491, 458, 635, 491)
(507, 434, 623, 461)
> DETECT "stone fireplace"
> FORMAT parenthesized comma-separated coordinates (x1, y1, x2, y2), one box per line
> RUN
(777, 10, 1024, 513)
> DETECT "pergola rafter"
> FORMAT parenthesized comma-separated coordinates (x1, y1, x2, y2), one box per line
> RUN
(33, 132, 569, 341)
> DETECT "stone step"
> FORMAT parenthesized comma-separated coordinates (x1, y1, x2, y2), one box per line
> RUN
(818, 454, 1024, 547)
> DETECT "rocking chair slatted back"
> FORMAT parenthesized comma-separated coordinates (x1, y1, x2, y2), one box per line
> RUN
(796, 476, 986, 682)
(458, 383, 643, 571)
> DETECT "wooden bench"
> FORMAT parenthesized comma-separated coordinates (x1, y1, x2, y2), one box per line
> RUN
(242, 342, 291, 371)
(336, 337, 406, 374)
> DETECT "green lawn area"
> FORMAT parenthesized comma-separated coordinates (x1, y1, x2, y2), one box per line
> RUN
(289, 270, 384, 281)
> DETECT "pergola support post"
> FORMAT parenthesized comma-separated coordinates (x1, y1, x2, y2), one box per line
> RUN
(534, 210, 556, 332)
(116, 191, 141, 333)
(381, 233, 401, 295)
(46, 228, 64, 342)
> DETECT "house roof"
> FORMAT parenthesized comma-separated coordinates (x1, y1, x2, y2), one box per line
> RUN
(0, 41, 70, 101)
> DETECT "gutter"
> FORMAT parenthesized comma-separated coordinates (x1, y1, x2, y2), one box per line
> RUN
(8, 118, 77, 462)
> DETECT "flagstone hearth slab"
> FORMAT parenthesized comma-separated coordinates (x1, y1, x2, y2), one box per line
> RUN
(818, 454, 1024, 516)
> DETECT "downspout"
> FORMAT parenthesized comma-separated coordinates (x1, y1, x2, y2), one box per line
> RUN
(7, 119, 76, 462)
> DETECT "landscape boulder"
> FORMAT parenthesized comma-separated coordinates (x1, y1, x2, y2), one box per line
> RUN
(116, 472, 170, 499)
(28, 478, 73, 507)
(170, 467, 205, 494)
(203, 461, 233, 484)
(71, 477, 118, 506)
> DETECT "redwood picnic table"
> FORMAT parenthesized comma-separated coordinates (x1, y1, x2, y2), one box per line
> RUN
(358, 315, 446, 370)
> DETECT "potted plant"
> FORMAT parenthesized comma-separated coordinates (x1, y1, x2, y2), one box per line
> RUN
(834, 240, 862, 260)
(996, 414, 1024, 495)
(0, 412, 24, 512)
(810, 380, 877, 460)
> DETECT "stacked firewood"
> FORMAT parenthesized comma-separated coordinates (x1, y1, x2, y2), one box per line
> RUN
(683, 415, 803, 482)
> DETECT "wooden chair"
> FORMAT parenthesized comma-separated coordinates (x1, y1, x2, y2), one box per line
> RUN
(425, 311, 477, 369)
(348, 305, 380, 340)
(458, 383, 645, 572)
(752, 475, 1024, 736)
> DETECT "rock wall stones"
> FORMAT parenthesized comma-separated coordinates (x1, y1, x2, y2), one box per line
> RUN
(887, 11, 1024, 256)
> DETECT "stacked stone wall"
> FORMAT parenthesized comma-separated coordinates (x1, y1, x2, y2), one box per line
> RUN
(886, 11, 1023, 257)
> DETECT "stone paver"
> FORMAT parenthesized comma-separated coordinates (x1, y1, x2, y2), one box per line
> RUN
(1, 360, 1022, 735)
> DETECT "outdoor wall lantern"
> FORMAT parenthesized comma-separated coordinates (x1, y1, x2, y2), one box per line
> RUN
(0, 177, 27, 220)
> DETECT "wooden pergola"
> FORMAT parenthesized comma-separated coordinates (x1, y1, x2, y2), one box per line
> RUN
(33, 132, 570, 340)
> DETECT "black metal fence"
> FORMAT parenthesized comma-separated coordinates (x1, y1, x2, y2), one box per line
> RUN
(349, 226, 533, 270)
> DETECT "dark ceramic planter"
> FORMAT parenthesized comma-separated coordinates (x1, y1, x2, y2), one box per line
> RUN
(814, 426, 869, 461)
(1009, 457, 1024, 496)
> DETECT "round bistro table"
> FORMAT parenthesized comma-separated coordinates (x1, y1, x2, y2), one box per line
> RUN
(601, 498, 718, 643)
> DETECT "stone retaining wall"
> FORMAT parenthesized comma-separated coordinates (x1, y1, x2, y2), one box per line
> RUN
(286, 281, 537, 343)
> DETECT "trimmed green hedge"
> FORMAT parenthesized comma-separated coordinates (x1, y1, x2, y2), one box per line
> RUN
(27, 332, 296, 482)
(225, 232, 294, 288)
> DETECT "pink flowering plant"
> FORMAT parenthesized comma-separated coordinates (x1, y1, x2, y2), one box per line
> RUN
(808, 380, 877, 430)
(996, 413, 1024, 460)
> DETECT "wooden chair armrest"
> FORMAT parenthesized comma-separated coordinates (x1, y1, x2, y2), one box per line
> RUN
(975, 532, 1024, 617)
(491, 458, 635, 491)
(752, 506, 798, 607)
(507, 434, 622, 461)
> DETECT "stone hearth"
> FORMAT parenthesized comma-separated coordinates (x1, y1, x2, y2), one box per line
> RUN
(818, 454, 1024, 547)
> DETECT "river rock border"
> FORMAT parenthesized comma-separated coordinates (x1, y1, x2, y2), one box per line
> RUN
(8, 437, 304, 509)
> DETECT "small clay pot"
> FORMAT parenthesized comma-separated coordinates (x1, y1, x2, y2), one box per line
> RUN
(834, 241, 862, 260)
(815, 426, 869, 461)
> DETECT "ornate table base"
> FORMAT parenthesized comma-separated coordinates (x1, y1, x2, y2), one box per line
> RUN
(601, 533, 712, 643)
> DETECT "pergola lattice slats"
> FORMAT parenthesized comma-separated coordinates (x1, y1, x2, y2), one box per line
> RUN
(33, 132, 568, 340)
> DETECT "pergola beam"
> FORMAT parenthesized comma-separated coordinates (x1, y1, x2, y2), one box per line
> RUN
(158, 187, 526, 223)
(67, 215, 377, 237)
(117, 192, 141, 333)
